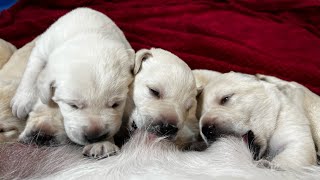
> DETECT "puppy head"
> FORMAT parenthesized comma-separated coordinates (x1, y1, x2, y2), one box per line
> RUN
(37, 37, 138, 145)
(129, 48, 198, 140)
(197, 72, 281, 156)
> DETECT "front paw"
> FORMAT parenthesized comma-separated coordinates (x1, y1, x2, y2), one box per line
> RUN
(11, 91, 37, 119)
(82, 141, 120, 159)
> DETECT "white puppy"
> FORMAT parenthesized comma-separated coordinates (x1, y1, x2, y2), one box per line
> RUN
(10, 8, 141, 158)
(125, 48, 199, 148)
(193, 69, 318, 169)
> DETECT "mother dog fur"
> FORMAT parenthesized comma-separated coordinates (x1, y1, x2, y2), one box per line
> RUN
(193, 69, 317, 169)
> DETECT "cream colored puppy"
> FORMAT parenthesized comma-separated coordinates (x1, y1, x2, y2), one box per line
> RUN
(0, 38, 67, 145)
(9, 8, 141, 157)
(125, 48, 199, 148)
(193, 69, 317, 169)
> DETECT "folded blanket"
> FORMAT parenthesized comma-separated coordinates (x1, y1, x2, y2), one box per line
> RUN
(0, 0, 319, 94)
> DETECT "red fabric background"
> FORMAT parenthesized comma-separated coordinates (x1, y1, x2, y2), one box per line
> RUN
(0, 0, 319, 94)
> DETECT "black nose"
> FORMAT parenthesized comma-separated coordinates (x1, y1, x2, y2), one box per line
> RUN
(201, 124, 218, 141)
(149, 122, 179, 138)
(84, 132, 108, 143)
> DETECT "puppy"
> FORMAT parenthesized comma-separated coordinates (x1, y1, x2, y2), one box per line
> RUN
(193, 69, 318, 169)
(125, 48, 199, 148)
(9, 8, 141, 158)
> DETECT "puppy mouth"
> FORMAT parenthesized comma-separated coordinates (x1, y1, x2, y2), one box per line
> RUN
(242, 130, 261, 160)
(147, 122, 179, 140)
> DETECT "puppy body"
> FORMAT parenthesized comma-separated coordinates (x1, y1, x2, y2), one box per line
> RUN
(9, 8, 139, 158)
(194, 69, 317, 169)
(0, 40, 34, 142)
(0, 39, 16, 69)
(256, 74, 320, 157)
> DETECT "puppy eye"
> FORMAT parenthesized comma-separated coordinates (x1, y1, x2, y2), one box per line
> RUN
(111, 102, 120, 109)
(220, 94, 233, 105)
(69, 103, 80, 110)
(149, 88, 160, 98)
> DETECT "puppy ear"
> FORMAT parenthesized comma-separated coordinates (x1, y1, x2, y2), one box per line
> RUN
(132, 49, 152, 75)
(38, 78, 55, 105)
(196, 86, 204, 98)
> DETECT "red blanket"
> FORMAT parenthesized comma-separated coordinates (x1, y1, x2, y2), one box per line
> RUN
(0, 0, 319, 94)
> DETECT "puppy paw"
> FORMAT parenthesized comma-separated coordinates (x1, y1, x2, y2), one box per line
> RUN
(18, 115, 67, 146)
(11, 90, 38, 119)
(82, 141, 120, 159)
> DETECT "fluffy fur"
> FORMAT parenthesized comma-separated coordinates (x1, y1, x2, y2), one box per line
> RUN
(1, 131, 320, 180)
(0, 39, 34, 142)
(0, 39, 16, 69)
(193, 69, 319, 169)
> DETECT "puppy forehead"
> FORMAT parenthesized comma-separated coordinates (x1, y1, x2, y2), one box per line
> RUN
(141, 63, 196, 95)
(56, 65, 130, 101)
(203, 73, 262, 100)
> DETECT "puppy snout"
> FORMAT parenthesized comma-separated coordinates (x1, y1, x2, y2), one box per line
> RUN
(149, 121, 178, 138)
(83, 123, 108, 143)
(201, 124, 219, 141)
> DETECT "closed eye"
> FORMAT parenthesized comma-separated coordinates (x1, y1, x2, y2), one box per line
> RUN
(148, 87, 160, 98)
(68, 103, 81, 110)
(111, 102, 119, 109)
(220, 94, 234, 105)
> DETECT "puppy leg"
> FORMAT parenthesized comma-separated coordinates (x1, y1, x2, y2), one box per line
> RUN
(10, 46, 47, 119)
(82, 138, 120, 159)
(19, 100, 68, 146)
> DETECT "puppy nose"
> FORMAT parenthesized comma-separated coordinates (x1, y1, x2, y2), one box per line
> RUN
(84, 130, 108, 143)
(201, 124, 218, 141)
(150, 122, 178, 138)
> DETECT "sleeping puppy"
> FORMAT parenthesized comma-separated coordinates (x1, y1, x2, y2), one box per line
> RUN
(193, 69, 317, 169)
(125, 48, 199, 149)
(9, 8, 141, 158)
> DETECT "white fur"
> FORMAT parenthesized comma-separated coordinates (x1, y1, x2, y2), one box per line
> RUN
(9, 8, 140, 158)
(125, 48, 199, 147)
(193, 69, 318, 169)
(1, 131, 320, 179)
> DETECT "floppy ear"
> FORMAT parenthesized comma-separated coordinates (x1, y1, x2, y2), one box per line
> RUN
(132, 49, 152, 75)
(38, 74, 55, 105)
(196, 86, 204, 98)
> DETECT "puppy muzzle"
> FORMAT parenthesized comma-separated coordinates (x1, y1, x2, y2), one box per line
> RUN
(148, 121, 179, 140)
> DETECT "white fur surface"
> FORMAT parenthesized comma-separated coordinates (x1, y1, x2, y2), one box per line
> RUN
(1, 131, 319, 180)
